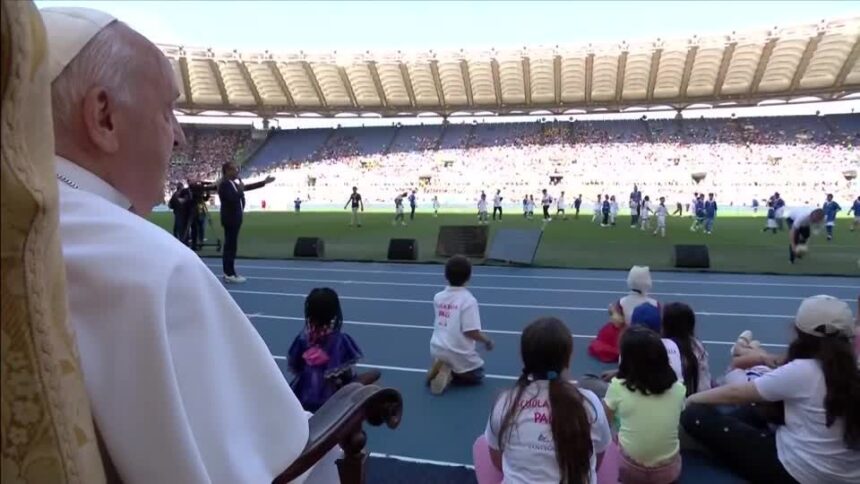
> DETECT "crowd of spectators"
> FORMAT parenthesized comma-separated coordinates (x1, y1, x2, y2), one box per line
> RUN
(167, 127, 252, 188)
(236, 116, 857, 210)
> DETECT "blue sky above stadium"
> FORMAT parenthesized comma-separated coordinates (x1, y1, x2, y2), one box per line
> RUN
(35, 1, 859, 51)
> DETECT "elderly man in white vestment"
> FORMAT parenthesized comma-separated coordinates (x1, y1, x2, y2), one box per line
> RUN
(42, 7, 338, 483)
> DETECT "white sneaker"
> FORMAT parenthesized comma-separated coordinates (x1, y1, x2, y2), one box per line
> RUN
(223, 274, 247, 284)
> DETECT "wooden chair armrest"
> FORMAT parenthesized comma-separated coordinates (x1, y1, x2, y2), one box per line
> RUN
(274, 383, 403, 483)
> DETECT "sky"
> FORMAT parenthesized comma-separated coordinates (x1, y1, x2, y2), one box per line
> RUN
(34, 1, 860, 52)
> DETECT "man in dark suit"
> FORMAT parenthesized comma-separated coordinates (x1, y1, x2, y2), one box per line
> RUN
(167, 182, 190, 240)
(218, 162, 274, 283)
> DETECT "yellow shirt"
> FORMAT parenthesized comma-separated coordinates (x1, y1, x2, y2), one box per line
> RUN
(604, 378, 686, 466)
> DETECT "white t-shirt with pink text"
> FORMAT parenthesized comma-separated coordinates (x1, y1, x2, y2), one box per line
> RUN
(430, 286, 484, 373)
(484, 381, 611, 484)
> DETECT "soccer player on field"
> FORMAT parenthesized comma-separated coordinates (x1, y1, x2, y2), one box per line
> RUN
(556, 191, 566, 220)
(541, 189, 553, 221)
(654, 197, 669, 237)
(393, 192, 408, 226)
(786, 207, 825, 264)
(432, 195, 440, 217)
(477, 193, 489, 224)
(609, 196, 619, 226)
(850, 195, 860, 232)
(492, 190, 503, 221)
(704, 193, 718, 235)
(593, 194, 602, 223)
(344, 186, 364, 227)
(639, 196, 653, 231)
(822, 193, 841, 241)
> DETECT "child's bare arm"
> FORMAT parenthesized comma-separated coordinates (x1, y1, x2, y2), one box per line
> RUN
(731, 352, 783, 370)
(464, 330, 494, 350)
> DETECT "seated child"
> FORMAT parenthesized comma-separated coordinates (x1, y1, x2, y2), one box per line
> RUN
(589, 266, 659, 363)
(604, 326, 686, 484)
(723, 330, 783, 385)
(474, 317, 611, 484)
(427, 255, 494, 395)
(662, 302, 713, 395)
(288, 287, 380, 411)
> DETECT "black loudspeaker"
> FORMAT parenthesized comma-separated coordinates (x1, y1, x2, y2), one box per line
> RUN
(436, 225, 490, 258)
(388, 238, 418, 261)
(673, 245, 710, 268)
(294, 237, 325, 258)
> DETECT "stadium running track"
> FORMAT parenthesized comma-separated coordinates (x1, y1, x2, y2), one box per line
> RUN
(205, 257, 859, 478)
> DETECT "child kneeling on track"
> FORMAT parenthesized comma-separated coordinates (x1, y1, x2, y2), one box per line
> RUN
(604, 326, 686, 484)
(427, 255, 494, 395)
(288, 287, 380, 411)
(474, 317, 612, 484)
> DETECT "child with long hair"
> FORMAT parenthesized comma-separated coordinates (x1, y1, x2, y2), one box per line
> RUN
(683, 295, 860, 483)
(662, 302, 712, 396)
(474, 317, 611, 484)
(287, 288, 380, 411)
(604, 326, 686, 483)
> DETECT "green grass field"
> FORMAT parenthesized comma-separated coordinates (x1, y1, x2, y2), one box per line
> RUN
(149, 211, 860, 276)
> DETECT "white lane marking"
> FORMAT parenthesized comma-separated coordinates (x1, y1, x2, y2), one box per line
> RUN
(271, 356, 516, 381)
(367, 453, 474, 469)
(229, 288, 795, 319)
(248, 313, 788, 348)
(209, 262, 859, 289)
(237, 274, 853, 302)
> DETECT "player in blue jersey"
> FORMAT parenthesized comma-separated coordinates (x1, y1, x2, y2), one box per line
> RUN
(849, 195, 860, 232)
(822, 194, 841, 241)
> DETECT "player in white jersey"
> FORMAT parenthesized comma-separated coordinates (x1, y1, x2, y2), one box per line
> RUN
(556, 191, 567, 220)
(526, 195, 535, 219)
(540, 189, 553, 221)
(393, 192, 408, 226)
(592, 195, 602, 223)
(432, 195, 440, 217)
(492, 190, 503, 221)
(639, 196, 653, 231)
(477, 193, 489, 224)
(654, 197, 669, 237)
(609, 196, 619, 226)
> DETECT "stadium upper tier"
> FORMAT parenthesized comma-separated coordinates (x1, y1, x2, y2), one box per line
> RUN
(160, 17, 860, 116)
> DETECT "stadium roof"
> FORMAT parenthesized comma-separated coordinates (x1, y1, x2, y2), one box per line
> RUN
(161, 16, 860, 117)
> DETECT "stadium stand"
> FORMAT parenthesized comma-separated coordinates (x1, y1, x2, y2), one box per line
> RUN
(173, 115, 858, 211)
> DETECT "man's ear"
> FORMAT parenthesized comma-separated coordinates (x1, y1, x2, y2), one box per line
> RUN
(81, 85, 120, 153)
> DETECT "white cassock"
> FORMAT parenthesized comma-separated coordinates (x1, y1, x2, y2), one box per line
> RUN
(56, 156, 336, 483)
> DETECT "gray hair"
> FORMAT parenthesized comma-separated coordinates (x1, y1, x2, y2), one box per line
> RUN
(51, 21, 137, 135)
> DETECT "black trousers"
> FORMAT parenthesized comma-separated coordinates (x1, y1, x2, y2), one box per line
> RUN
(682, 404, 798, 483)
(172, 213, 187, 239)
(222, 223, 241, 276)
(787, 220, 810, 263)
(410, 206, 416, 220)
(602, 212, 609, 225)
(493, 206, 502, 220)
(542, 206, 550, 219)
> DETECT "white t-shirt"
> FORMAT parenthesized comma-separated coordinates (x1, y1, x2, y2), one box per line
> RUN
(485, 382, 611, 484)
(641, 201, 652, 218)
(542, 194, 552, 207)
(556, 195, 565, 209)
(755, 359, 860, 484)
(494, 194, 502, 207)
(656, 204, 668, 219)
(478, 199, 488, 212)
(661, 339, 685, 384)
(430, 287, 484, 373)
(789, 207, 816, 229)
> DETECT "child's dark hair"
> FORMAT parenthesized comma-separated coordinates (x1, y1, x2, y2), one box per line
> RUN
(662, 302, 700, 397)
(304, 287, 343, 333)
(786, 329, 860, 449)
(496, 317, 593, 483)
(617, 326, 677, 396)
(445, 255, 471, 287)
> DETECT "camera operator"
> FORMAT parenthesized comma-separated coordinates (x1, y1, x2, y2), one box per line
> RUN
(167, 182, 190, 240)
(188, 179, 217, 249)
(218, 162, 274, 283)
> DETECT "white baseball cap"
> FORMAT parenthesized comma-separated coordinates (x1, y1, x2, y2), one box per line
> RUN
(795, 295, 855, 338)
(627, 265, 652, 293)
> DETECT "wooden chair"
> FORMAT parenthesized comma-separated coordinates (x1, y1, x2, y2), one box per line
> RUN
(0, 1, 402, 481)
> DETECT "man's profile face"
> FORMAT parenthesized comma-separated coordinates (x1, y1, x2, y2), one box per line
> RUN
(112, 36, 185, 214)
